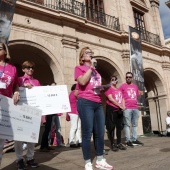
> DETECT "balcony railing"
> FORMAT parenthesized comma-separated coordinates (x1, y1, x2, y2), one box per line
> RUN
(86, 7, 120, 31)
(18, 0, 120, 31)
(141, 30, 161, 46)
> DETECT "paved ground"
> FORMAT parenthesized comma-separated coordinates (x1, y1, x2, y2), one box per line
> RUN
(1, 135, 170, 170)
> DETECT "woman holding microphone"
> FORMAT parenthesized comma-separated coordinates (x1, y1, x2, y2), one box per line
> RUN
(74, 47, 113, 170)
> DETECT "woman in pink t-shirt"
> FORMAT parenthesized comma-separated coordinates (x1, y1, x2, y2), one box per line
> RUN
(67, 84, 82, 148)
(0, 43, 20, 166)
(105, 75, 126, 152)
(74, 47, 113, 170)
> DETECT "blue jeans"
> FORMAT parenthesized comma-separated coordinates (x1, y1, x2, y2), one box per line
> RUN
(123, 109, 140, 141)
(53, 116, 62, 145)
(77, 98, 105, 161)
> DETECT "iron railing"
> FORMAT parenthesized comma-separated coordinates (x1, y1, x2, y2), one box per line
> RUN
(86, 7, 120, 31)
(26, 0, 85, 17)
(141, 29, 161, 46)
(19, 0, 120, 31)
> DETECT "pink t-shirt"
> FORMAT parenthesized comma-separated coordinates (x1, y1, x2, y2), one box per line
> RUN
(18, 74, 40, 87)
(119, 83, 140, 109)
(105, 87, 123, 108)
(0, 63, 18, 98)
(74, 65, 102, 103)
(68, 91, 78, 114)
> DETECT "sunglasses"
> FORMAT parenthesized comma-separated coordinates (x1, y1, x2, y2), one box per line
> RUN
(111, 79, 117, 81)
(126, 76, 132, 79)
(25, 66, 34, 70)
(85, 51, 94, 55)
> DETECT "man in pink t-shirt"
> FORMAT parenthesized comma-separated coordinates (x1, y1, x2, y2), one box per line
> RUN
(119, 72, 143, 147)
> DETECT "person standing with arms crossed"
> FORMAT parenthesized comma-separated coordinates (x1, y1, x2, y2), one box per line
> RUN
(15, 61, 40, 170)
(74, 47, 113, 170)
(0, 43, 20, 167)
(119, 72, 143, 147)
(105, 75, 126, 151)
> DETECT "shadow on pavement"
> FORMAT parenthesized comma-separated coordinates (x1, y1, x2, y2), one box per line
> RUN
(1, 145, 80, 170)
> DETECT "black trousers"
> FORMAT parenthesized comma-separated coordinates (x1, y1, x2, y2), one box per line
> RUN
(40, 114, 53, 149)
(105, 104, 123, 145)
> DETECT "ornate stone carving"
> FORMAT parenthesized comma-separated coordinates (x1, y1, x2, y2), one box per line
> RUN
(61, 35, 79, 49)
(150, 0, 159, 8)
(130, 0, 149, 12)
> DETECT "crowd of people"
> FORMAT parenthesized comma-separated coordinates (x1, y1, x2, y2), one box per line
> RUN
(0, 43, 145, 170)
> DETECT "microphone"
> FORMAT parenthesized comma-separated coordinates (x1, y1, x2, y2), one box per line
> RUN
(93, 62, 97, 69)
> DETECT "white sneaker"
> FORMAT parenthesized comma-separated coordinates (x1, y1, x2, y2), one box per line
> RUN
(96, 159, 113, 170)
(85, 162, 93, 170)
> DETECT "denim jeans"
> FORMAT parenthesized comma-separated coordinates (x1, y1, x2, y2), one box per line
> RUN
(123, 109, 140, 141)
(15, 141, 35, 161)
(77, 98, 105, 161)
(53, 116, 62, 145)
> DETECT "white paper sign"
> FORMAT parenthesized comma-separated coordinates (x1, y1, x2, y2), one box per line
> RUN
(0, 94, 42, 143)
(18, 85, 71, 115)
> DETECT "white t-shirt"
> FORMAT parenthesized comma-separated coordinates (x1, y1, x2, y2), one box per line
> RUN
(166, 117, 170, 132)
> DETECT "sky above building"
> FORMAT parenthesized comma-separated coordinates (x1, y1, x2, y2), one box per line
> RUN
(159, 0, 170, 39)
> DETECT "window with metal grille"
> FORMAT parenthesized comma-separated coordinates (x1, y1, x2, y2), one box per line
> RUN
(133, 10, 145, 31)
(133, 10, 147, 40)
(85, 0, 105, 24)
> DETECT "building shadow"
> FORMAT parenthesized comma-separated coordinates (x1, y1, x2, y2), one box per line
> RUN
(1, 145, 81, 170)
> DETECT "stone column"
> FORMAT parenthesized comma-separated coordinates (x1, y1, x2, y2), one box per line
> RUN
(161, 56, 170, 110)
(150, 0, 165, 45)
(61, 26, 79, 144)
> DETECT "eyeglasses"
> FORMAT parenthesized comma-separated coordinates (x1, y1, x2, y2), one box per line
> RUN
(111, 79, 117, 81)
(85, 51, 94, 55)
(126, 76, 132, 79)
(25, 66, 34, 70)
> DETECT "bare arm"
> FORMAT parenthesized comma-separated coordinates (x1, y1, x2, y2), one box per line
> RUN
(12, 84, 20, 105)
(107, 94, 125, 110)
(74, 89, 78, 98)
(77, 68, 93, 86)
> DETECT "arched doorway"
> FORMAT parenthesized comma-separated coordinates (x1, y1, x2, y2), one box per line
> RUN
(8, 40, 64, 85)
(144, 69, 167, 134)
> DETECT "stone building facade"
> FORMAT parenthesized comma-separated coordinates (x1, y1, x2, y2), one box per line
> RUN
(8, 0, 170, 142)
(165, 38, 170, 48)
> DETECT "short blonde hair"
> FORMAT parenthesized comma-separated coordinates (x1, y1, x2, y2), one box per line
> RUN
(22, 61, 35, 69)
(0, 42, 10, 62)
(79, 47, 92, 65)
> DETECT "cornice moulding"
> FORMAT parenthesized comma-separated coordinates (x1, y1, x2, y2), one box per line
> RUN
(130, 0, 149, 13)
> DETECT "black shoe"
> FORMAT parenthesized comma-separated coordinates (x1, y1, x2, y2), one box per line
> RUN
(27, 159, 39, 168)
(46, 146, 55, 150)
(126, 141, 134, 148)
(77, 143, 82, 147)
(70, 144, 79, 148)
(132, 140, 144, 146)
(17, 159, 26, 170)
(112, 144, 119, 152)
(39, 148, 50, 152)
(117, 143, 127, 150)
